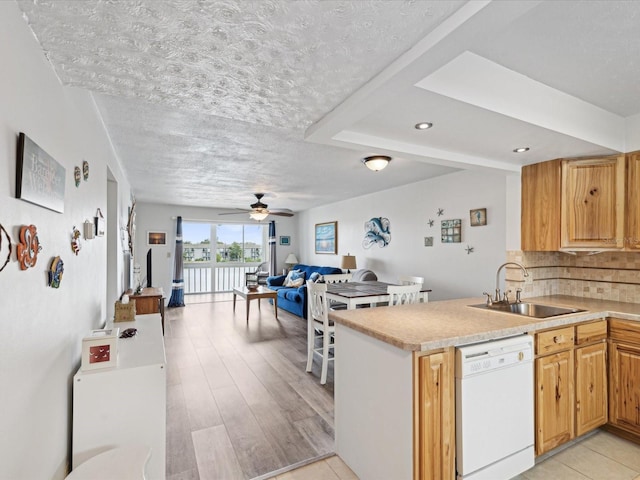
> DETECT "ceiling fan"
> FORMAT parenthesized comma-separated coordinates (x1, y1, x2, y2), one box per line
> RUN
(219, 193, 294, 221)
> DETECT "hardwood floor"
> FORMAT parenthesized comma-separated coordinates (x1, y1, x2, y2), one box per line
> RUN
(167, 295, 640, 480)
(166, 294, 334, 479)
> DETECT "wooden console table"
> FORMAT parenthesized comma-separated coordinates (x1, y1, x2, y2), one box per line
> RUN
(126, 287, 165, 333)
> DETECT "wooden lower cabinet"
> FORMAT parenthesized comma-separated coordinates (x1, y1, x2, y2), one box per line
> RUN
(609, 341, 640, 435)
(535, 320, 608, 455)
(535, 351, 574, 454)
(575, 343, 608, 436)
(414, 349, 455, 480)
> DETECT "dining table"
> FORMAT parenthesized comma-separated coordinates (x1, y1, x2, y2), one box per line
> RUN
(325, 281, 431, 309)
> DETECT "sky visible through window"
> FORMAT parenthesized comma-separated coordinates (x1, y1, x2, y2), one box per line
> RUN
(182, 222, 263, 245)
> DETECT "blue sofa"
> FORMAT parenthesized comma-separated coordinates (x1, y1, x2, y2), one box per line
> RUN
(266, 264, 342, 318)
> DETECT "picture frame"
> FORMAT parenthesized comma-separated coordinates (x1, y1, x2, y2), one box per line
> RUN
(441, 219, 462, 243)
(470, 208, 487, 227)
(147, 231, 167, 245)
(81, 328, 119, 371)
(315, 221, 337, 254)
(279, 235, 290, 246)
(94, 208, 105, 237)
(16, 132, 66, 213)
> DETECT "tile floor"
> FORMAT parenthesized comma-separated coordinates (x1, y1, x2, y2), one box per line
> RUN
(275, 430, 640, 479)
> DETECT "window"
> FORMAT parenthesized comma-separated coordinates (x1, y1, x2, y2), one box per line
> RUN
(182, 222, 266, 264)
(215, 223, 264, 263)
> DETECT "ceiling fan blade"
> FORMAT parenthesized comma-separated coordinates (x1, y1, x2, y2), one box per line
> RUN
(219, 209, 251, 216)
(269, 211, 294, 217)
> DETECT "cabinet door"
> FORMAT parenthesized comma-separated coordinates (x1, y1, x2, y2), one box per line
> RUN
(561, 155, 625, 249)
(415, 350, 454, 480)
(521, 159, 561, 251)
(609, 342, 640, 434)
(536, 351, 574, 455)
(627, 152, 640, 249)
(575, 342, 607, 436)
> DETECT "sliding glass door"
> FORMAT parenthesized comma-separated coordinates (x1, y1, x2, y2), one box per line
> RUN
(182, 221, 267, 293)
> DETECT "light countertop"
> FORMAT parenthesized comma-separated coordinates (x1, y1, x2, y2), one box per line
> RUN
(328, 295, 640, 352)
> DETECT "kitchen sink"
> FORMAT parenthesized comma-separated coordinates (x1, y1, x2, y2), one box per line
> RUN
(470, 302, 586, 319)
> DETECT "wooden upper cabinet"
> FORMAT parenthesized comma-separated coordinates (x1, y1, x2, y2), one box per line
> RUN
(522, 154, 628, 251)
(627, 152, 640, 250)
(521, 159, 562, 251)
(560, 155, 626, 250)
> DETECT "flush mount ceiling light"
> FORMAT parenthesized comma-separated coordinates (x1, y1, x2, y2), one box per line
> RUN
(414, 122, 433, 130)
(362, 155, 392, 171)
(513, 147, 530, 153)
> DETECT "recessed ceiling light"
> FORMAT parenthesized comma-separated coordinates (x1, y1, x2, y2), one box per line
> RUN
(414, 122, 433, 130)
(513, 147, 530, 153)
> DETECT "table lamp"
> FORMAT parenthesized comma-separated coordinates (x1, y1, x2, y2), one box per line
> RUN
(341, 254, 357, 273)
(285, 253, 299, 272)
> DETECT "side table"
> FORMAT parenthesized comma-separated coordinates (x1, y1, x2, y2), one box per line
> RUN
(126, 287, 165, 333)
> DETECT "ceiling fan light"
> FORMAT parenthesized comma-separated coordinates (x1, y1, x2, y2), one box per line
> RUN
(362, 155, 392, 171)
(249, 211, 269, 221)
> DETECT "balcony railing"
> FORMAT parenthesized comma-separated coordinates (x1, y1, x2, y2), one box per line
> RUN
(183, 262, 267, 294)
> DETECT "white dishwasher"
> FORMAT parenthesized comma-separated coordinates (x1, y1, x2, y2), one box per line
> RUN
(456, 334, 534, 480)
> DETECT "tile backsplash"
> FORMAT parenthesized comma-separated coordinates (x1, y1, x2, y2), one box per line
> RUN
(505, 251, 640, 303)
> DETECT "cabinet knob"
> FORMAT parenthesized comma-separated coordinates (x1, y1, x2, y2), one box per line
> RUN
(553, 335, 563, 343)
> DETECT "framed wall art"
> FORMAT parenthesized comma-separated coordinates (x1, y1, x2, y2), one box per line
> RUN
(94, 208, 105, 237)
(470, 208, 487, 226)
(16, 132, 66, 213)
(441, 219, 462, 243)
(279, 235, 291, 246)
(315, 221, 337, 254)
(147, 231, 167, 246)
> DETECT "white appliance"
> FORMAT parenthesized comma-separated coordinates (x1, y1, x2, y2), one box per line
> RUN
(456, 334, 534, 480)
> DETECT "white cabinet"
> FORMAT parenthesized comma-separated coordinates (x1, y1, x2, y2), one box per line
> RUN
(72, 314, 166, 479)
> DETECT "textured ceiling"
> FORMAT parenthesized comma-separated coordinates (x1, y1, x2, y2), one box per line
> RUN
(16, 0, 465, 211)
(17, 0, 640, 213)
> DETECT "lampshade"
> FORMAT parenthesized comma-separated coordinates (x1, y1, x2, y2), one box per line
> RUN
(249, 211, 269, 221)
(362, 155, 391, 171)
(341, 254, 357, 270)
(285, 253, 299, 265)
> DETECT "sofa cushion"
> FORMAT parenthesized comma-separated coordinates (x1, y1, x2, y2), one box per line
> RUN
(309, 271, 322, 283)
(281, 289, 302, 302)
(284, 269, 306, 287)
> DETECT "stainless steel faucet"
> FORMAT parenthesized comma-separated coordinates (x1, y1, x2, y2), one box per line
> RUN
(493, 262, 529, 303)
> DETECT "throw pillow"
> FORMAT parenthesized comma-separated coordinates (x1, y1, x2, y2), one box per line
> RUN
(285, 270, 306, 287)
(309, 272, 322, 283)
(282, 269, 298, 285)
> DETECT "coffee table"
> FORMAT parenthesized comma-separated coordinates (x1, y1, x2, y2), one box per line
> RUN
(232, 286, 278, 323)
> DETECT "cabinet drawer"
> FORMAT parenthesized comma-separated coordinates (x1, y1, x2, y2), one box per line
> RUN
(609, 318, 640, 346)
(575, 320, 607, 345)
(536, 327, 574, 355)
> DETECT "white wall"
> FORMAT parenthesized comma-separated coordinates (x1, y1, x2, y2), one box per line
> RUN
(297, 170, 510, 300)
(134, 202, 298, 298)
(0, 4, 131, 479)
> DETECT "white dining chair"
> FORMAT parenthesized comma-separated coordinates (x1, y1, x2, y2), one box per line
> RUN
(398, 275, 424, 286)
(398, 275, 427, 303)
(306, 280, 335, 385)
(323, 273, 353, 310)
(323, 273, 353, 284)
(387, 283, 422, 306)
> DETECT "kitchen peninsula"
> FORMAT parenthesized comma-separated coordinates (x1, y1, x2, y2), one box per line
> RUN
(329, 296, 640, 480)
